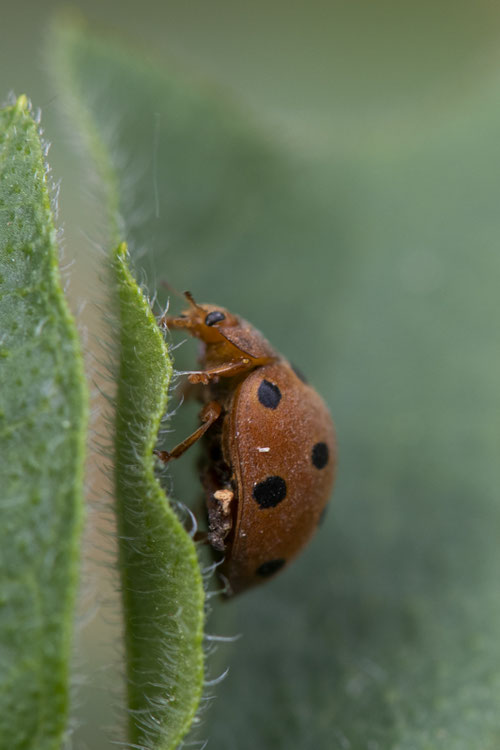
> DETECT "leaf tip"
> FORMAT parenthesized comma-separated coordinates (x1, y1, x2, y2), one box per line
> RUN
(15, 94, 29, 113)
(115, 241, 128, 260)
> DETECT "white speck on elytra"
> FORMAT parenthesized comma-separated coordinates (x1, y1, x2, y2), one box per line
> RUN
(257, 447, 270, 453)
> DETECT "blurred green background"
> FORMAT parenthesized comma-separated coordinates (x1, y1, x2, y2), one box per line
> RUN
(3, 2, 500, 748)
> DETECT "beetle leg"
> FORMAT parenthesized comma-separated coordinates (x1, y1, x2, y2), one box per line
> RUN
(159, 312, 191, 331)
(155, 400, 222, 463)
(187, 357, 261, 384)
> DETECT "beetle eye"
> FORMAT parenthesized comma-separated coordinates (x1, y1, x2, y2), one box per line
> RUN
(205, 310, 226, 326)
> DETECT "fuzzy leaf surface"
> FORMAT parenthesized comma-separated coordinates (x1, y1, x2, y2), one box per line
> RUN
(0, 96, 87, 750)
(112, 243, 204, 749)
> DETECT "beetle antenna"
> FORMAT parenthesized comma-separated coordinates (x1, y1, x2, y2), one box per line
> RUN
(184, 290, 205, 312)
(159, 279, 184, 300)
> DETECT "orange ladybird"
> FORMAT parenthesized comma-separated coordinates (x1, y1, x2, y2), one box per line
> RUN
(157, 292, 337, 596)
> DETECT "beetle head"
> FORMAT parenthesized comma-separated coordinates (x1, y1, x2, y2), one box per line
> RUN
(161, 291, 240, 343)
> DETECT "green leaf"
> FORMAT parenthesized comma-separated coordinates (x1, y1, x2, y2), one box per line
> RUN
(47, 17, 500, 750)
(0, 96, 87, 750)
(112, 242, 204, 749)
(49, 21, 206, 749)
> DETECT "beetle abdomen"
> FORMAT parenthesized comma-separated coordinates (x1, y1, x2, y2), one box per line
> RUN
(220, 362, 337, 595)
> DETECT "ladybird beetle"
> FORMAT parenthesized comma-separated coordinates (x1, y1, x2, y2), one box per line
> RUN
(157, 292, 337, 596)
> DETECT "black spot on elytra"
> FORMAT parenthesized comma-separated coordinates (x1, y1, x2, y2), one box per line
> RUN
(257, 379, 282, 409)
(205, 310, 226, 326)
(292, 363, 308, 384)
(253, 476, 287, 508)
(256, 558, 286, 577)
(312, 442, 329, 470)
